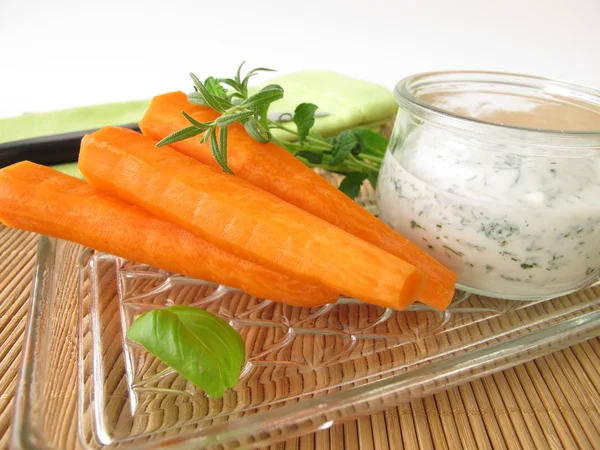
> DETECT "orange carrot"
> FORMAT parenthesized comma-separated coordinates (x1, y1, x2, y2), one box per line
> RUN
(79, 127, 427, 310)
(0, 161, 338, 307)
(139, 91, 457, 310)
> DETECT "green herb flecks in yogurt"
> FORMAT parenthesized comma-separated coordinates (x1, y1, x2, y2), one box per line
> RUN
(376, 127, 600, 298)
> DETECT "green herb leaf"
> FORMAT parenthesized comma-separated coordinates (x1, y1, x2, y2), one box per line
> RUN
(255, 102, 270, 130)
(241, 67, 276, 96)
(246, 67, 276, 76)
(367, 171, 379, 190)
(292, 103, 318, 145)
(209, 128, 234, 174)
(219, 127, 231, 173)
(351, 128, 389, 155)
(296, 150, 324, 164)
(244, 118, 271, 143)
(157, 125, 205, 147)
(187, 91, 207, 106)
(199, 127, 212, 144)
(331, 130, 358, 166)
(220, 77, 243, 92)
(351, 132, 364, 156)
(216, 110, 255, 128)
(204, 76, 228, 99)
(239, 84, 284, 110)
(338, 172, 368, 199)
(189, 73, 232, 113)
(235, 61, 246, 84)
(175, 63, 390, 184)
(182, 111, 212, 130)
(188, 90, 233, 111)
(126, 306, 245, 398)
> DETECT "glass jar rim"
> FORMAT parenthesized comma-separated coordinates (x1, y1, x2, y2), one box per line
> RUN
(395, 71, 600, 146)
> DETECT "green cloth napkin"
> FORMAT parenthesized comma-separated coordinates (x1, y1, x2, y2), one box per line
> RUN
(253, 70, 398, 140)
(0, 100, 151, 179)
(0, 71, 397, 179)
(0, 99, 151, 144)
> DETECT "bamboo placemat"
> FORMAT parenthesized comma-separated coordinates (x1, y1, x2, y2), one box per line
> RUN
(1, 226, 600, 449)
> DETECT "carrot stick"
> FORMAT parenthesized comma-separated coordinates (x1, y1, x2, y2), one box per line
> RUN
(139, 91, 457, 309)
(0, 161, 338, 307)
(79, 127, 427, 310)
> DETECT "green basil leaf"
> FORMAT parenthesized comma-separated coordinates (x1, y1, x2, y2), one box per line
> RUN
(293, 103, 318, 145)
(338, 172, 368, 199)
(350, 128, 389, 156)
(126, 306, 245, 398)
(240, 84, 284, 110)
(331, 130, 358, 166)
(216, 110, 254, 128)
(204, 76, 228, 99)
(156, 125, 205, 147)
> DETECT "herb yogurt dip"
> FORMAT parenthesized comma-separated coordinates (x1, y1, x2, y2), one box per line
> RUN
(376, 126, 600, 299)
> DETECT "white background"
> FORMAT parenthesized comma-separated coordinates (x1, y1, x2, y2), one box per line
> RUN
(0, 0, 598, 119)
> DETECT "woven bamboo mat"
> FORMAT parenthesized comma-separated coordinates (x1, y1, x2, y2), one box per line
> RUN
(1, 227, 600, 449)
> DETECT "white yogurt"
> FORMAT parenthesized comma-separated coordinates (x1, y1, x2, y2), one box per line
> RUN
(376, 126, 600, 298)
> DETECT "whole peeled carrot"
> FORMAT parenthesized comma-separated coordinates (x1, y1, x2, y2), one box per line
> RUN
(79, 127, 427, 310)
(0, 161, 338, 307)
(139, 92, 457, 310)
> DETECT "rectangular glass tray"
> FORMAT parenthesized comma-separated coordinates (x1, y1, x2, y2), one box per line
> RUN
(11, 235, 600, 450)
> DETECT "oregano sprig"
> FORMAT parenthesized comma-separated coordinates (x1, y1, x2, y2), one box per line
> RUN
(157, 62, 389, 199)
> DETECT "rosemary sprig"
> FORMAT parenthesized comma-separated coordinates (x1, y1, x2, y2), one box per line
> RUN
(157, 62, 389, 198)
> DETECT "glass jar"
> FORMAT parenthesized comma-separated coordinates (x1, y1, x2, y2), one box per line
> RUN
(376, 71, 600, 300)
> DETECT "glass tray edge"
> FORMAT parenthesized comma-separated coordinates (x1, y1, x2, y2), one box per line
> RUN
(11, 235, 56, 450)
(10, 236, 600, 450)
